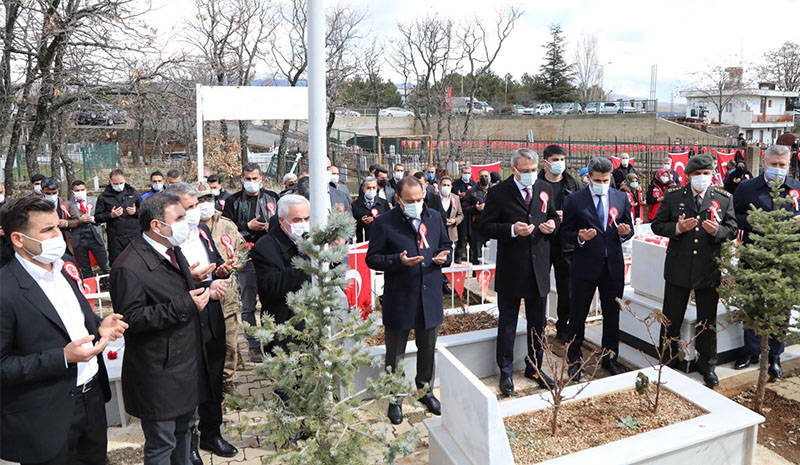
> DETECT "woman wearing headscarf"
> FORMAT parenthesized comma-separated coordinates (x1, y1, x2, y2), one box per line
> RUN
(620, 172, 645, 224)
(646, 168, 675, 222)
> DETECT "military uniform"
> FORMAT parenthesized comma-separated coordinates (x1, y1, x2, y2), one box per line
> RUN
(651, 183, 738, 376)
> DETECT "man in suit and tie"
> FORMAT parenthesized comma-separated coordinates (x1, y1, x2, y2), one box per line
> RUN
(1, 196, 128, 465)
(651, 154, 738, 389)
(561, 157, 634, 380)
(110, 193, 229, 465)
(481, 148, 560, 395)
(70, 180, 111, 277)
(732, 144, 800, 379)
(366, 177, 452, 424)
(351, 176, 390, 242)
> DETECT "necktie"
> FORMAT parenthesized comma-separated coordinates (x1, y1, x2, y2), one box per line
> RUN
(170, 246, 194, 287)
(166, 248, 180, 270)
(524, 187, 532, 208)
(366, 201, 372, 209)
(79, 200, 87, 214)
(596, 195, 606, 230)
(695, 194, 703, 211)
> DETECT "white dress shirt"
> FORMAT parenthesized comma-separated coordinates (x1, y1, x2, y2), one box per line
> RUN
(182, 228, 213, 282)
(16, 254, 98, 386)
(142, 232, 171, 261)
(441, 195, 452, 213)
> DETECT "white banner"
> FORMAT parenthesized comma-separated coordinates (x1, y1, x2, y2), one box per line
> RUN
(198, 85, 309, 121)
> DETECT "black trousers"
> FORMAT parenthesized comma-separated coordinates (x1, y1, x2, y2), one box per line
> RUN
(23, 383, 107, 465)
(567, 264, 623, 364)
(660, 282, 718, 373)
(74, 238, 111, 277)
(551, 252, 572, 336)
(107, 234, 135, 266)
(198, 327, 226, 439)
(384, 325, 438, 391)
(496, 292, 547, 376)
(468, 234, 488, 264)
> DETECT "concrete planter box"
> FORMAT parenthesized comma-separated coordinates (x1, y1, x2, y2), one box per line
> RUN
(425, 347, 764, 465)
(352, 308, 527, 394)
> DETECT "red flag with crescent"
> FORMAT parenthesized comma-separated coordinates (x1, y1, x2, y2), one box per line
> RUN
(345, 242, 371, 311)
(668, 152, 689, 186)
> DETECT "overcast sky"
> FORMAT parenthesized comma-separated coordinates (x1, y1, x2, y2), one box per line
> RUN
(146, 0, 800, 103)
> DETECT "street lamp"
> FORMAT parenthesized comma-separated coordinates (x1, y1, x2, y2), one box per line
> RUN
(600, 61, 612, 101)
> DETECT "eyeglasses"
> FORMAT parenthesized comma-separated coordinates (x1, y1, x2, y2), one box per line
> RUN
(198, 197, 214, 203)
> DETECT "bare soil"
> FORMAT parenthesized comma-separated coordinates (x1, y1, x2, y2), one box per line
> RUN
(366, 311, 498, 346)
(504, 388, 704, 464)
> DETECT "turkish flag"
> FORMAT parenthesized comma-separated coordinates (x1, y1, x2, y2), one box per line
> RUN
(610, 156, 621, 169)
(476, 269, 496, 299)
(668, 152, 689, 186)
(714, 149, 736, 179)
(345, 242, 372, 312)
(470, 162, 501, 183)
(449, 269, 468, 298)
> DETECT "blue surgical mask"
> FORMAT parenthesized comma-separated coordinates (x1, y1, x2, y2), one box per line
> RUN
(765, 166, 787, 183)
(591, 182, 610, 196)
(152, 183, 164, 192)
(461, 173, 471, 183)
(518, 171, 536, 187)
(630, 182, 639, 189)
(402, 200, 424, 219)
(244, 181, 260, 194)
(111, 183, 124, 193)
(426, 172, 435, 181)
(44, 194, 59, 205)
(549, 160, 565, 176)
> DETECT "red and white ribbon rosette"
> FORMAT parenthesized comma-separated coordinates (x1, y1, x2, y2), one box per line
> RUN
(708, 200, 721, 222)
(220, 234, 234, 258)
(63, 262, 84, 294)
(198, 228, 213, 249)
(538, 191, 549, 213)
(418, 223, 430, 249)
(370, 208, 379, 218)
(60, 204, 70, 218)
(608, 206, 619, 228)
(266, 202, 276, 216)
(789, 189, 800, 210)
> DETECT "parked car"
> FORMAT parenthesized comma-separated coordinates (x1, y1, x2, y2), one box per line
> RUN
(521, 103, 538, 115)
(479, 101, 495, 115)
(499, 104, 526, 115)
(600, 102, 621, 114)
(379, 107, 414, 117)
(535, 103, 553, 115)
(621, 103, 637, 114)
(335, 108, 361, 117)
(71, 104, 127, 125)
(585, 102, 601, 114)
(555, 102, 583, 115)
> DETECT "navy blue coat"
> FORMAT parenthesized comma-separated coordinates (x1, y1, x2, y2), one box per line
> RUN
(561, 186, 633, 283)
(733, 174, 800, 244)
(366, 206, 452, 330)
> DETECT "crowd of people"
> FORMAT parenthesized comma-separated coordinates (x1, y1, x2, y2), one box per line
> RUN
(0, 141, 797, 465)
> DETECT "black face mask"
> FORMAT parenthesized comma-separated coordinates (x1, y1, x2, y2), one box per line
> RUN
(736, 165, 746, 171)
(377, 179, 386, 188)
(479, 178, 489, 187)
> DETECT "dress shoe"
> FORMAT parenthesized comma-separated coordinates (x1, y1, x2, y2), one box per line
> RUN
(567, 364, 582, 382)
(499, 374, 514, 395)
(387, 400, 403, 425)
(734, 354, 759, 370)
(602, 360, 623, 376)
(524, 367, 555, 390)
(702, 370, 719, 389)
(768, 356, 783, 380)
(419, 392, 441, 415)
(190, 431, 203, 465)
(199, 435, 239, 458)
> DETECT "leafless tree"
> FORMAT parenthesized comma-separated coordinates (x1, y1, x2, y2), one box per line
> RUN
(758, 41, 800, 92)
(686, 63, 750, 124)
(573, 32, 604, 108)
(457, 5, 523, 143)
(360, 38, 385, 138)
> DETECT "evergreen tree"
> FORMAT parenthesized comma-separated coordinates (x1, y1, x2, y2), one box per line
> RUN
(228, 212, 419, 464)
(719, 181, 800, 413)
(532, 23, 576, 103)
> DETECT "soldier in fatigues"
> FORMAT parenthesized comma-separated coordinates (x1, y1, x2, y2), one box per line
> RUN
(198, 184, 248, 388)
(651, 154, 738, 389)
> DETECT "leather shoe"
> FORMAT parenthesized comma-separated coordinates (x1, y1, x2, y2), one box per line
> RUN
(419, 392, 441, 415)
(602, 360, 623, 376)
(734, 354, 759, 370)
(524, 367, 555, 390)
(387, 400, 403, 425)
(567, 364, 582, 382)
(190, 428, 203, 465)
(768, 356, 783, 380)
(199, 436, 239, 458)
(702, 370, 719, 389)
(499, 374, 514, 395)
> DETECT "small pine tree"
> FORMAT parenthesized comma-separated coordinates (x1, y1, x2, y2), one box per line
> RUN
(533, 23, 576, 103)
(719, 180, 800, 413)
(227, 212, 420, 464)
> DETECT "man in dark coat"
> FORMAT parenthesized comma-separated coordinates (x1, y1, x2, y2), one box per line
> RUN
(221, 162, 279, 362)
(94, 169, 142, 264)
(70, 180, 111, 277)
(461, 169, 491, 264)
(1, 197, 127, 465)
(110, 193, 228, 465)
(723, 160, 753, 195)
(206, 174, 231, 212)
(732, 145, 800, 379)
(366, 177, 452, 424)
(351, 176, 390, 242)
(611, 152, 638, 186)
(651, 154, 738, 388)
(561, 157, 633, 380)
(538, 145, 581, 341)
(481, 148, 560, 395)
(452, 165, 476, 263)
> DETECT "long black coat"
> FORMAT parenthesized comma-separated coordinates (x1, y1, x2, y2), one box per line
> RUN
(366, 206, 452, 330)
(461, 185, 488, 239)
(110, 236, 210, 421)
(480, 176, 560, 299)
(733, 175, 800, 244)
(351, 196, 390, 242)
(1, 258, 111, 463)
(94, 183, 142, 262)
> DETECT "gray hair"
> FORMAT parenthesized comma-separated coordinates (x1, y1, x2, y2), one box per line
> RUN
(765, 144, 790, 160)
(164, 182, 198, 198)
(283, 173, 298, 183)
(278, 194, 309, 219)
(361, 175, 377, 186)
(511, 148, 538, 168)
(587, 157, 613, 175)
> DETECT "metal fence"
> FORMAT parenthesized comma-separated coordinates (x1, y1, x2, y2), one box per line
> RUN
(0, 142, 121, 183)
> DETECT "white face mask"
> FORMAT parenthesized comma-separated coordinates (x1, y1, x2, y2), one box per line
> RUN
(663, 164, 672, 170)
(364, 189, 377, 201)
(330, 174, 339, 185)
(185, 207, 202, 228)
(690, 174, 712, 192)
(441, 186, 452, 196)
(660, 175, 671, 184)
(22, 234, 67, 264)
(111, 183, 124, 192)
(591, 181, 610, 196)
(0, 194, 5, 203)
(33, 185, 42, 194)
(73, 191, 87, 202)
(289, 221, 311, 242)
(243, 181, 260, 194)
(394, 171, 404, 181)
(629, 182, 639, 189)
(156, 219, 189, 247)
(211, 188, 221, 196)
(44, 194, 59, 205)
(152, 183, 164, 192)
(402, 200, 424, 219)
(516, 169, 536, 187)
(199, 202, 216, 220)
